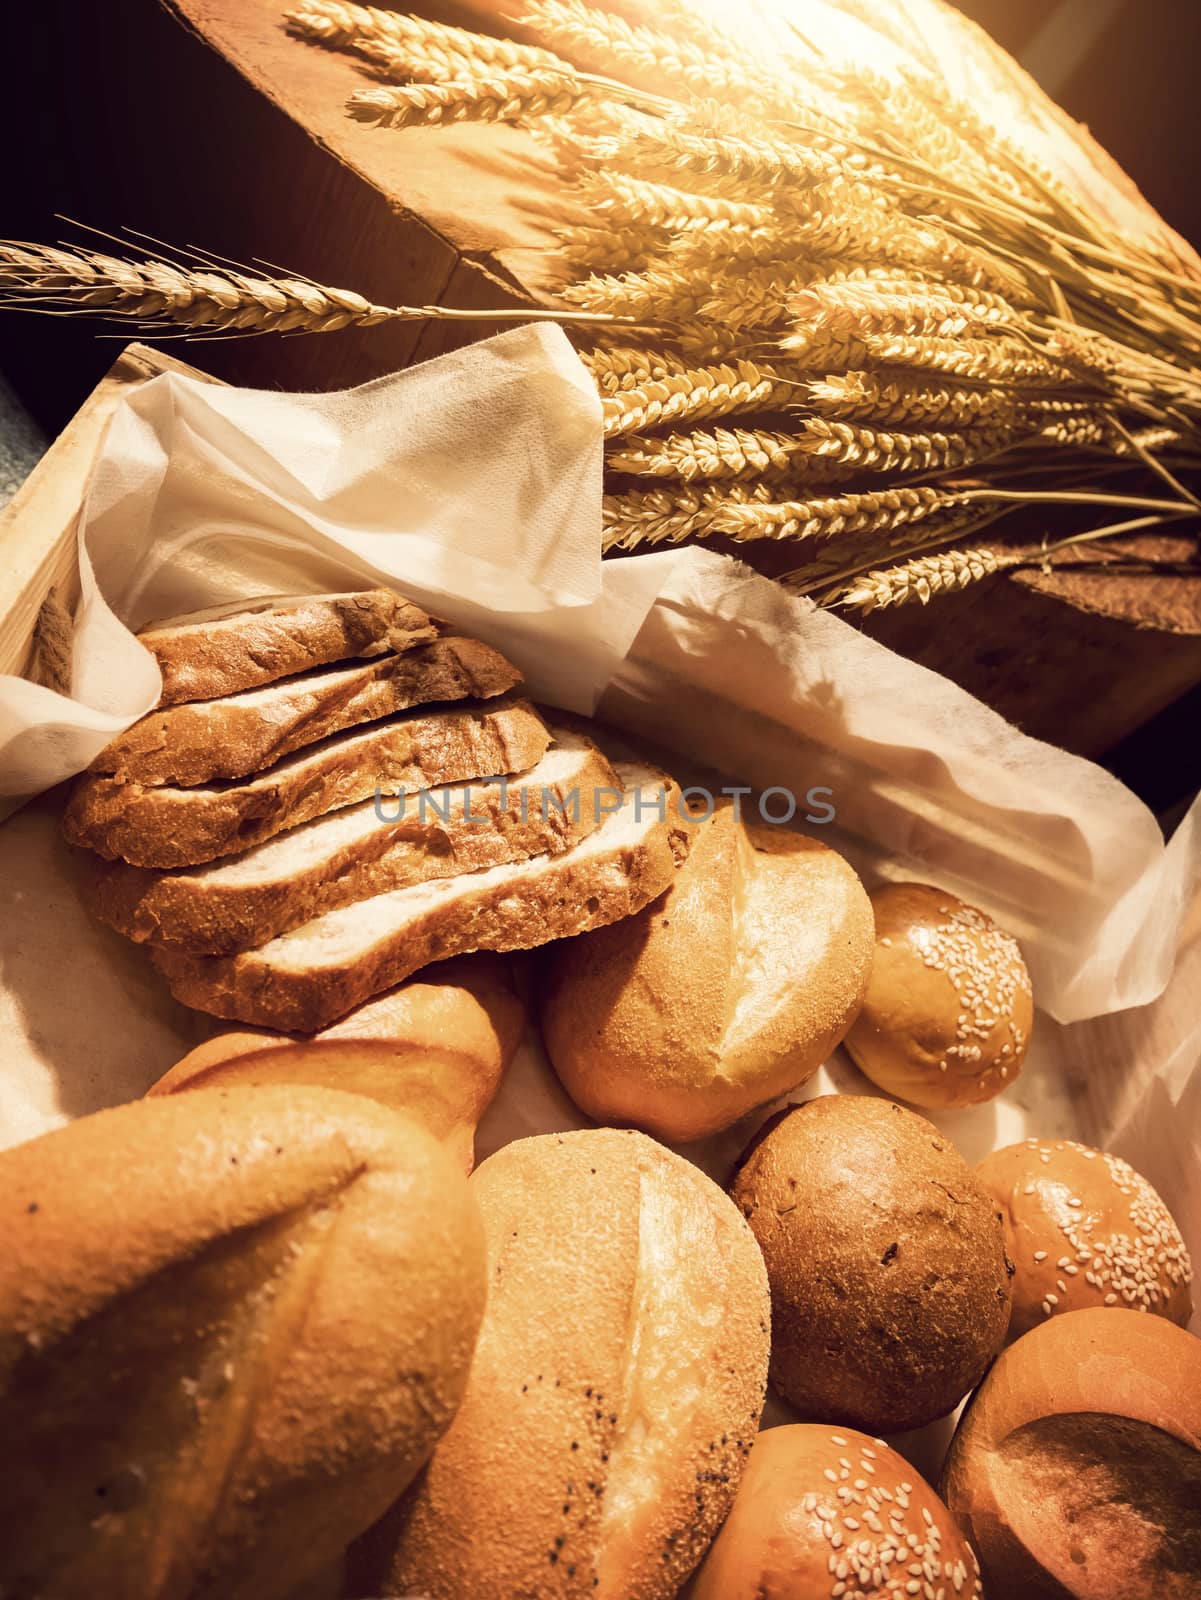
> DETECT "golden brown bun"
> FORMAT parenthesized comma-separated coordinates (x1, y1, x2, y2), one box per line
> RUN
(353, 1128, 771, 1599)
(977, 1138, 1193, 1340)
(0, 1086, 486, 1600)
(539, 804, 874, 1141)
(844, 882, 1033, 1109)
(942, 1308, 1201, 1598)
(731, 1095, 1012, 1433)
(691, 1423, 982, 1600)
(147, 954, 525, 1170)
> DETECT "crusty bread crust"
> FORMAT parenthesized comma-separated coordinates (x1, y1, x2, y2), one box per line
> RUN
(62, 698, 550, 868)
(151, 770, 692, 1032)
(0, 1086, 485, 1600)
(140, 589, 438, 706)
(91, 637, 522, 787)
(146, 955, 527, 1172)
(89, 735, 619, 954)
(352, 1129, 769, 1600)
(692, 1425, 983, 1600)
(941, 1309, 1201, 1598)
(540, 804, 874, 1140)
(732, 1095, 1013, 1433)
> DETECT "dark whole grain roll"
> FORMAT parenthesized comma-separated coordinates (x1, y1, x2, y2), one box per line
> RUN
(730, 1094, 1012, 1433)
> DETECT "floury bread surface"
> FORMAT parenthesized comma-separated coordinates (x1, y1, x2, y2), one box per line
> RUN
(539, 803, 874, 1139)
(353, 1128, 770, 1600)
(0, 1086, 486, 1600)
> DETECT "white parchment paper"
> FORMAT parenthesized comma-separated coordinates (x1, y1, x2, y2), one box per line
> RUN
(0, 325, 1196, 1371)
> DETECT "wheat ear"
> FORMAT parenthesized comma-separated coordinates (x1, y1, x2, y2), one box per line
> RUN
(347, 70, 584, 128)
(709, 485, 966, 543)
(607, 426, 804, 480)
(0, 240, 614, 334)
(285, 2, 562, 71)
(807, 372, 1029, 428)
(601, 359, 796, 437)
(837, 546, 1016, 610)
(797, 416, 1031, 474)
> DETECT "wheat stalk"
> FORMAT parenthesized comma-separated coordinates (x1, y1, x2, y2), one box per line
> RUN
(806, 372, 1031, 428)
(797, 416, 1033, 474)
(285, 2, 562, 71)
(838, 545, 1015, 609)
(0, 239, 614, 334)
(347, 71, 585, 128)
(519, 0, 799, 114)
(576, 171, 772, 232)
(709, 485, 966, 542)
(607, 426, 804, 480)
(601, 359, 796, 437)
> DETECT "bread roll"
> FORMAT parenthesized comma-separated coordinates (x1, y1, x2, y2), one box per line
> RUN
(148, 954, 525, 1170)
(538, 803, 874, 1141)
(977, 1138, 1193, 1339)
(844, 883, 1032, 1109)
(731, 1096, 1012, 1433)
(942, 1308, 1201, 1598)
(0, 1087, 485, 1600)
(353, 1128, 771, 1599)
(691, 1423, 983, 1600)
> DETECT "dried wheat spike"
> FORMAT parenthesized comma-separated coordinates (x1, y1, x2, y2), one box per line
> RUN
(601, 359, 796, 437)
(577, 343, 693, 391)
(807, 372, 1026, 429)
(798, 416, 1033, 474)
(0, 243, 407, 333)
(601, 479, 785, 550)
(347, 70, 583, 128)
(838, 545, 1015, 610)
(594, 115, 845, 195)
(520, 0, 798, 114)
(710, 485, 964, 543)
(788, 278, 1016, 334)
(576, 171, 772, 233)
(607, 426, 804, 480)
(556, 222, 667, 275)
(863, 332, 1072, 386)
(286, 2, 563, 71)
(564, 259, 812, 324)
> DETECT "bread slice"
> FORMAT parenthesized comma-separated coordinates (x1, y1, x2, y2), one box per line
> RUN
(90, 637, 522, 787)
(139, 589, 438, 706)
(63, 698, 550, 869)
(91, 731, 621, 954)
(152, 762, 692, 1032)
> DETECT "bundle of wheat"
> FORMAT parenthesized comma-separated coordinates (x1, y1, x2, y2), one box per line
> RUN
(4, 0, 1200, 608)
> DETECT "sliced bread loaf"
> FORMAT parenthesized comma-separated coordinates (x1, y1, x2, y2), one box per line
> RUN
(152, 762, 693, 1032)
(91, 730, 621, 954)
(139, 589, 438, 706)
(91, 637, 521, 787)
(63, 698, 550, 869)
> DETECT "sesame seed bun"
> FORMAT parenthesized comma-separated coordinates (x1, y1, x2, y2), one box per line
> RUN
(0, 1087, 486, 1600)
(538, 804, 875, 1142)
(691, 1423, 982, 1600)
(843, 884, 1033, 1109)
(976, 1138, 1193, 1339)
(731, 1096, 1012, 1433)
(942, 1308, 1201, 1598)
(352, 1128, 770, 1600)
